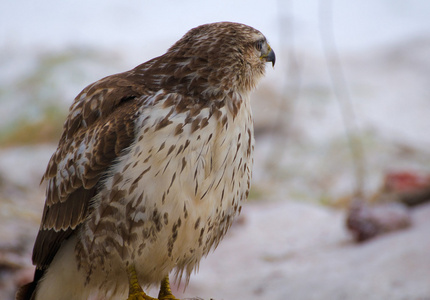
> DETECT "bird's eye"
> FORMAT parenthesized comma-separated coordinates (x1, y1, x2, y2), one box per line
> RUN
(255, 40, 264, 52)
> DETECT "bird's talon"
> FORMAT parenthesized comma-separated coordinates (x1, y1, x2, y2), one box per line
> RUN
(158, 276, 180, 300)
(159, 296, 179, 300)
(127, 265, 158, 300)
(126, 292, 158, 300)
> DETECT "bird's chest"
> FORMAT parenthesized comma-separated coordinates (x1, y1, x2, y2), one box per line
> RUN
(82, 99, 254, 271)
(131, 102, 254, 252)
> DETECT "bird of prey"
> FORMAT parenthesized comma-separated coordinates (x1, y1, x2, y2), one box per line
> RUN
(17, 22, 275, 300)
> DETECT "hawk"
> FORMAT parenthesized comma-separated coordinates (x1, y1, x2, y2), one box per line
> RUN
(17, 22, 275, 300)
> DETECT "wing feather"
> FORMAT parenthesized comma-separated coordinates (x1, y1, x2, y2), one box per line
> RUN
(32, 71, 149, 270)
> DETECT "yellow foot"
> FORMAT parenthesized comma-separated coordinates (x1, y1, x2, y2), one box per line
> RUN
(158, 276, 180, 300)
(127, 291, 158, 300)
(127, 265, 158, 300)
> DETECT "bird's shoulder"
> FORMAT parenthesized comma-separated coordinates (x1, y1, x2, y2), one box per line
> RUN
(33, 65, 159, 268)
(43, 69, 148, 194)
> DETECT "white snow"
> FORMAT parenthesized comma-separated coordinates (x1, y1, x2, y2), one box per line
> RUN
(178, 201, 430, 300)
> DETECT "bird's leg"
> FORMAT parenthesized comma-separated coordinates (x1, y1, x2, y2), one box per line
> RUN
(126, 264, 157, 300)
(158, 276, 179, 300)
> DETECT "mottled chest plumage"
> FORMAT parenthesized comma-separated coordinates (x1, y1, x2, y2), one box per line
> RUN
(76, 92, 254, 284)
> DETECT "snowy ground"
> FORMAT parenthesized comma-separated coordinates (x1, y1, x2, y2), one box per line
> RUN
(179, 201, 430, 300)
(1, 1, 430, 300)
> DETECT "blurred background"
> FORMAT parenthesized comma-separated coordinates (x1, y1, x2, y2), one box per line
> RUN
(1, 1, 430, 299)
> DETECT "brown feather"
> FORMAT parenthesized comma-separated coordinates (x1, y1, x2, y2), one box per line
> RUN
(32, 90, 143, 274)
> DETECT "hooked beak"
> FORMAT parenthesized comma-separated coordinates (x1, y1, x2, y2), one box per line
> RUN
(263, 46, 276, 67)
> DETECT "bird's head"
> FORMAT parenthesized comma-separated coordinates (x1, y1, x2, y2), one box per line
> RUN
(162, 22, 275, 96)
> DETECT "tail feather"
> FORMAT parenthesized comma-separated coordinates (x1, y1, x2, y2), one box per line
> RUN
(15, 269, 44, 300)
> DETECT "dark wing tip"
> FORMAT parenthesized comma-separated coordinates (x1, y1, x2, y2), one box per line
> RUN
(15, 269, 44, 300)
(16, 282, 36, 300)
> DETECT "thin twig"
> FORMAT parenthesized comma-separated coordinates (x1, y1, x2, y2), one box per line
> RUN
(265, 0, 303, 171)
(318, 0, 366, 198)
